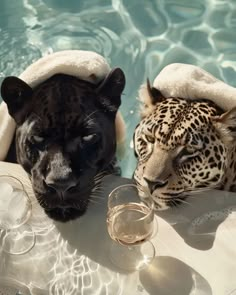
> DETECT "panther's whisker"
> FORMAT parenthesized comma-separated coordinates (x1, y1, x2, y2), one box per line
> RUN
(84, 110, 100, 122)
(92, 186, 103, 192)
(91, 187, 103, 194)
(93, 179, 106, 185)
(94, 174, 107, 182)
(38, 198, 46, 207)
(90, 195, 104, 200)
(93, 181, 103, 187)
(94, 175, 105, 179)
(89, 199, 102, 205)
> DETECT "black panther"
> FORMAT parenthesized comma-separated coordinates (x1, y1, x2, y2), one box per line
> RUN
(1, 69, 125, 222)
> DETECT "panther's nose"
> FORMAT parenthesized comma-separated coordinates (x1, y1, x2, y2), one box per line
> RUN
(144, 177, 168, 194)
(45, 178, 77, 195)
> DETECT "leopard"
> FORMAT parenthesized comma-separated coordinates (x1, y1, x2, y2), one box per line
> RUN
(133, 80, 236, 210)
(1, 69, 125, 222)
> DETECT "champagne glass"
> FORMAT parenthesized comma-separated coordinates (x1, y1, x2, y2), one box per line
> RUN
(0, 175, 35, 255)
(106, 184, 156, 271)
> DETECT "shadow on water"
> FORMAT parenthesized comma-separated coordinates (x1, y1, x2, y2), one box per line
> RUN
(2, 173, 232, 293)
(55, 175, 236, 271)
(139, 256, 212, 295)
(56, 175, 236, 273)
(53, 175, 236, 294)
(157, 189, 236, 251)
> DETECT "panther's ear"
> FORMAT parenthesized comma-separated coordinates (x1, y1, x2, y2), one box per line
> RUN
(96, 68, 125, 112)
(139, 79, 165, 118)
(213, 107, 236, 143)
(1, 76, 33, 124)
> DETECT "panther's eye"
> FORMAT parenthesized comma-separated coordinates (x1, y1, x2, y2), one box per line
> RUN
(82, 134, 99, 144)
(145, 135, 155, 144)
(32, 135, 44, 143)
(28, 135, 46, 151)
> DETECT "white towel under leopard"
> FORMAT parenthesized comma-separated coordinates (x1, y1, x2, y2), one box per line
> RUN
(153, 63, 236, 111)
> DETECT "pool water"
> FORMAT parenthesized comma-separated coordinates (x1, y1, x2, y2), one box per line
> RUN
(1, 0, 236, 177)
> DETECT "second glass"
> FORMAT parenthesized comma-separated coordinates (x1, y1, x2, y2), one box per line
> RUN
(0, 175, 35, 255)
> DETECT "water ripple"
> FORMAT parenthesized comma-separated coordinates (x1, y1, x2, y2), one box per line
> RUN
(1, 7, 236, 292)
(163, 0, 206, 24)
(1, 1, 236, 293)
(1, 0, 236, 177)
(0, 29, 41, 83)
(123, 0, 168, 37)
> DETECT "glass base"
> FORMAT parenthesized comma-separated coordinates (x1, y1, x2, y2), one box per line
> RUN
(0, 224, 36, 255)
(0, 277, 31, 295)
(109, 240, 155, 272)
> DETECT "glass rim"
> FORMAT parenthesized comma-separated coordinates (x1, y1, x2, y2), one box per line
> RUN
(108, 183, 138, 197)
(108, 183, 154, 221)
(1, 223, 36, 255)
(0, 174, 32, 229)
(0, 277, 31, 294)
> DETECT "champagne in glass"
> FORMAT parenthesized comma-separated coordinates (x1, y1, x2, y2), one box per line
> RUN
(107, 184, 156, 271)
(107, 202, 154, 246)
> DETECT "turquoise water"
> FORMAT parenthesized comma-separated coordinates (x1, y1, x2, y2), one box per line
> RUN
(1, 0, 236, 177)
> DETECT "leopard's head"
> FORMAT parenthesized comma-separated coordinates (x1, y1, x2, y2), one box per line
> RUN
(134, 80, 236, 210)
(1, 70, 125, 222)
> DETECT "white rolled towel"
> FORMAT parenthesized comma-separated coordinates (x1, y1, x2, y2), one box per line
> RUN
(0, 50, 126, 161)
(153, 63, 236, 111)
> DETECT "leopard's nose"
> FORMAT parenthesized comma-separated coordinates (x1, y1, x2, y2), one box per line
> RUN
(45, 178, 77, 194)
(144, 177, 168, 194)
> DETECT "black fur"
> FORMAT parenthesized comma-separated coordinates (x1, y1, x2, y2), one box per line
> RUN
(1, 70, 125, 222)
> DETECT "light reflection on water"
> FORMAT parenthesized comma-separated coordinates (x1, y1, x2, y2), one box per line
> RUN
(2, 171, 233, 294)
(1, 0, 236, 177)
(0, 175, 131, 295)
(1, 1, 236, 293)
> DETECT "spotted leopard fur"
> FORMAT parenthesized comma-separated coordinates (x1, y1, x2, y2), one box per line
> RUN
(133, 80, 236, 210)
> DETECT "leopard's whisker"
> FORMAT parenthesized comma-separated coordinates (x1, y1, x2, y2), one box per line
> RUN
(175, 198, 193, 207)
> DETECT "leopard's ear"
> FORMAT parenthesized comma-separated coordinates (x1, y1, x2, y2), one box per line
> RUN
(147, 79, 165, 105)
(1, 76, 33, 124)
(96, 68, 125, 113)
(138, 79, 165, 118)
(213, 107, 236, 143)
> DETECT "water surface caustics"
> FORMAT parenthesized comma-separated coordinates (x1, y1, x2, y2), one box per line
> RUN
(1, 1, 236, 294)
(1, 0, 236, 177)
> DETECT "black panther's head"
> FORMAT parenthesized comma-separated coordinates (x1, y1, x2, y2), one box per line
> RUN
(1, 69, 125, 222)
